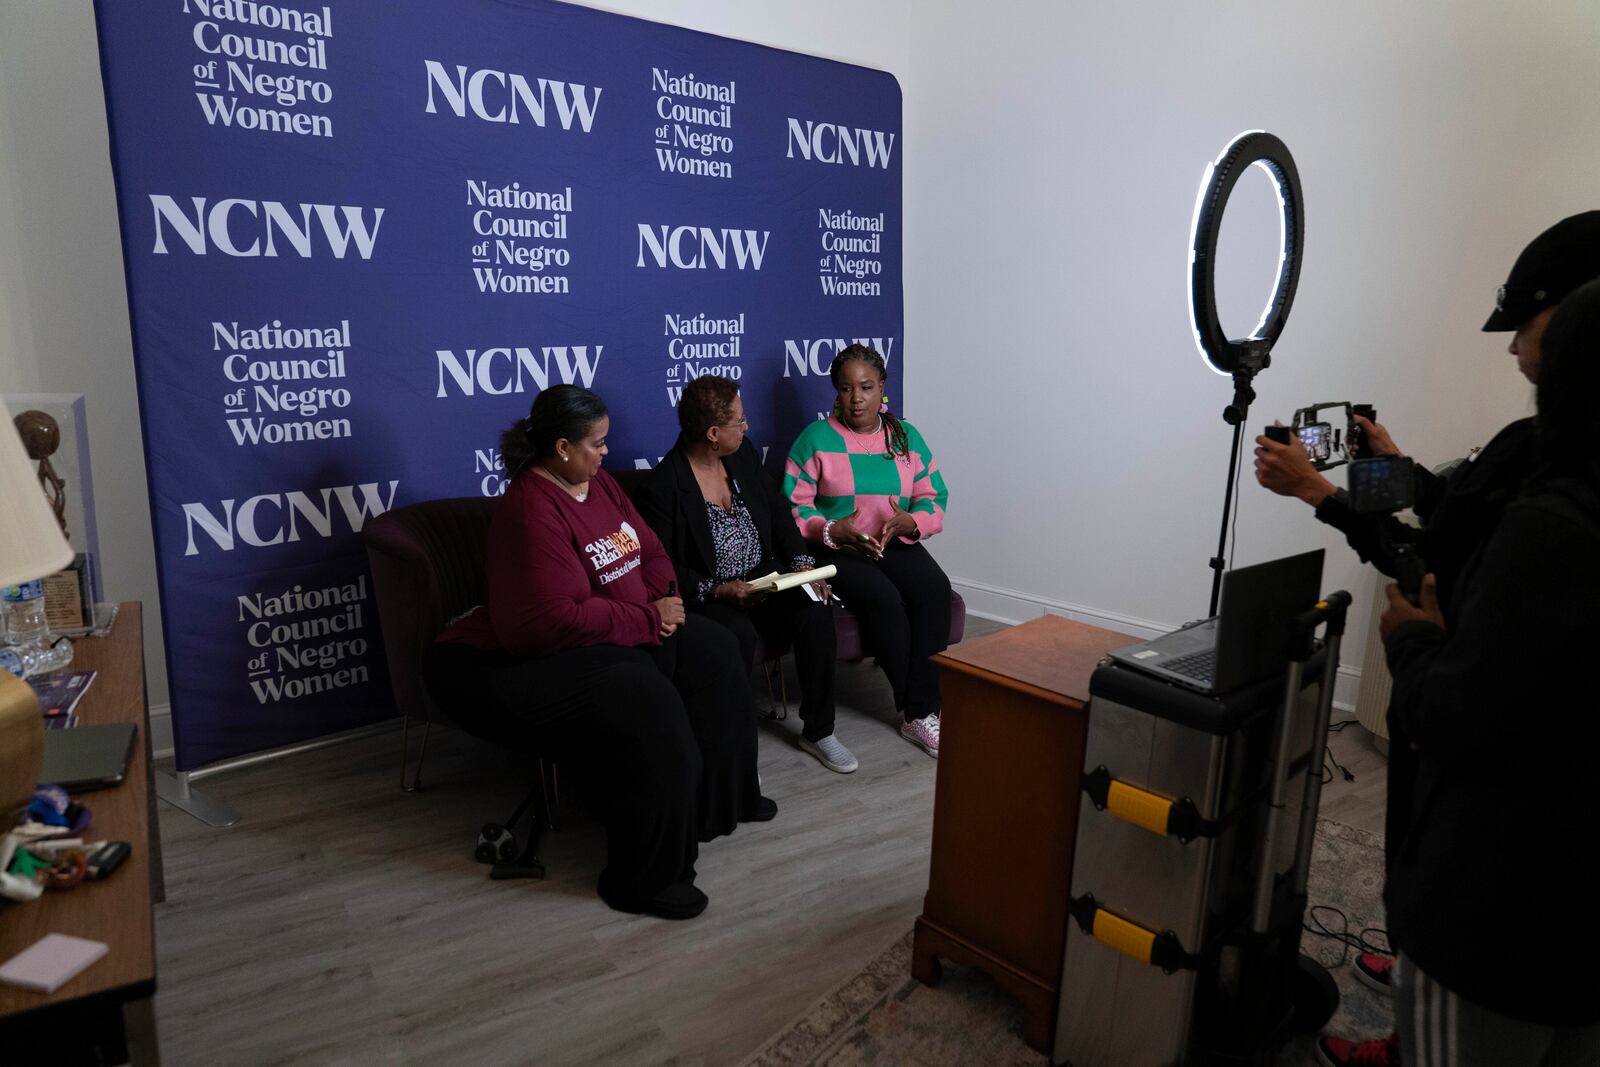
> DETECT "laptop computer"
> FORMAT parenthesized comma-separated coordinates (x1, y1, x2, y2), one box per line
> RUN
(1106, 550, 1325, 694)
(39, 722, 139, 793)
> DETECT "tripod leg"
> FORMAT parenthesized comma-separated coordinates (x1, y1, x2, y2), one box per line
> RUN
(1209, 418, 1249, 617)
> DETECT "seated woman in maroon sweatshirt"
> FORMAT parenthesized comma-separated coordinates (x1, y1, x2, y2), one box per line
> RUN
(427, 385, 774, 920)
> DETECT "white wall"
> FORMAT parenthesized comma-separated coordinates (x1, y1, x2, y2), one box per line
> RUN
(903, 2, 1600, 696)
(0, 2, 164, 701)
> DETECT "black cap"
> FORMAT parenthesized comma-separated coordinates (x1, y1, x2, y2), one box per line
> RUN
(1483, 211, 1600, 331)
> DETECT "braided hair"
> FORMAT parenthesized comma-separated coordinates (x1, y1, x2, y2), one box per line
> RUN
(498, 384, 608, 477)
(829, 344, 910, 457)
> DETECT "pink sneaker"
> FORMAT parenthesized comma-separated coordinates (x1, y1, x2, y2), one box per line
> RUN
(1316, 1034, 1399, 1067)
(1354, 951, 1394, 993)
(900, 713, 940, 757)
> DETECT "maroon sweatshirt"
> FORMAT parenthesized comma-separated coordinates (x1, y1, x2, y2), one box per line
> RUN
(438, 468, 677, 657)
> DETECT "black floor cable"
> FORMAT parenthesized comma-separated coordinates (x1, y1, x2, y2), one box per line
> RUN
(1304, 719, 1389, 966)
(1320, 717, 1360, 784)
(1303, 905, 1391, 968)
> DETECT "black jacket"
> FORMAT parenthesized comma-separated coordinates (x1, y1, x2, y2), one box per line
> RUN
(1314, 418, 1537, 614)
(1314, 418, 1539, 870)
(634, 438, 811, 602)
(1383, 475, 1600, 1025)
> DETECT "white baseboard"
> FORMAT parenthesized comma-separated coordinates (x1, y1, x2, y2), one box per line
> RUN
(952, 576, 1361, 712)
(149, 703, 174, 762)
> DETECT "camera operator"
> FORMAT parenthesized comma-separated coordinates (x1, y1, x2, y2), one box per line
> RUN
(1374, 278, 1600, 1064)
(1253, 211, 1600, 1067)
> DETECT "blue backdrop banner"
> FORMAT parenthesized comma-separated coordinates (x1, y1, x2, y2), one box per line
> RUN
(93, 0, 903, 770)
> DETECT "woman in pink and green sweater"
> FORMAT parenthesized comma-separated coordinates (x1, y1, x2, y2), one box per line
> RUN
(783, 345, 951, 757)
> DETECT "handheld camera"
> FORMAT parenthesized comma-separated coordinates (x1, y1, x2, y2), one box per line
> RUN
(1263, 402, 1376, 471)
(1348, 455, 1427, 605)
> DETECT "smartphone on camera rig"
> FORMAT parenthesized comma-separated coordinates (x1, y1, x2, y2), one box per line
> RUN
(1264, 402, 1377, 471)
(1348, 455, 1427, 605)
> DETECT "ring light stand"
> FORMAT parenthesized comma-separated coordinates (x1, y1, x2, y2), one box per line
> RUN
(1187, 131, 1304, 615)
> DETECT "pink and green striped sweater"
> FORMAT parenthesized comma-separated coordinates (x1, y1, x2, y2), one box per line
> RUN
(783, 416, 949, 545)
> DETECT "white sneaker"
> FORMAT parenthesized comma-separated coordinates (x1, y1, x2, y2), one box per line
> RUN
(799, 734, 859, 774)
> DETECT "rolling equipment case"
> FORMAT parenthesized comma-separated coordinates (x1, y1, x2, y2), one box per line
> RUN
(1054, 592, 1351, 1066)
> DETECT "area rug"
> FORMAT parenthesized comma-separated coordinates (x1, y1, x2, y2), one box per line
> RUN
(743, 819, 1391, 1067)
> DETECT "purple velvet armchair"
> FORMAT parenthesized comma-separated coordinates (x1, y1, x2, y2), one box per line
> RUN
(362, 495, 504, 790)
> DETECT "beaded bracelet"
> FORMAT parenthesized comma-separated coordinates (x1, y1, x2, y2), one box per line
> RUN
(821, 520, 838, 550)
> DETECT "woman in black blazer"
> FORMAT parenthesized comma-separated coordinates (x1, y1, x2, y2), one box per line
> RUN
(636, 376, 855, 774)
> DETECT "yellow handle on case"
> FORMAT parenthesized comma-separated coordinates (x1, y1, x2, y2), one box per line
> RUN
(1105, 779, 1174, 837)
(1091, 907, 1157, 966)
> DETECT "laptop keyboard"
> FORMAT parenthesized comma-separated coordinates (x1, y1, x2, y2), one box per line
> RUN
(1163, 648, 1217, 684)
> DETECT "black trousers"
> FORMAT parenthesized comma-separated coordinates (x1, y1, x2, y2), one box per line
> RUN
(821, 540, 952, 721)
(693, 589, 838, 741)
(424, 620, 760, 907)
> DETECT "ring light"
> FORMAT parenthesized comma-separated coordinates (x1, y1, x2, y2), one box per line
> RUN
(1187, 130, 1304, 376)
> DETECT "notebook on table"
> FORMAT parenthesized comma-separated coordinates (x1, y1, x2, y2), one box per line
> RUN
(39, 722, 139, 793)
(1106, 550, 1325, 694)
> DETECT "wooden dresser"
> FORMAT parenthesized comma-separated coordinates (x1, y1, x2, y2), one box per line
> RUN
(912, 614, 1134, 1053)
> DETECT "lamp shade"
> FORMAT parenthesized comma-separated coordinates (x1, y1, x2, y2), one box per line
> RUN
(0, 405, 73, 589)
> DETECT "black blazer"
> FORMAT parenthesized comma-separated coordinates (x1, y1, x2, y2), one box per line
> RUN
(634, 437, 811, 598)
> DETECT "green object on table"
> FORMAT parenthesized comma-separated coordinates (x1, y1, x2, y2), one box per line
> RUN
(7, 847, 49, 879)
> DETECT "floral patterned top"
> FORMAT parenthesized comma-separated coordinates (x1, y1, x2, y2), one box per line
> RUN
(695, 499, 815, 603)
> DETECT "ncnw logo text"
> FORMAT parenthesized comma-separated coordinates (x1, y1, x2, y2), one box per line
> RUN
(150, 196, 383, 259)
(783, 337, 896, 377)
(435, 345, 602, 397)
(636, 225, 769, 270)
(424, 61, 601, 131)
(785, 119, 895, 169)
(182, 482, 399, 556)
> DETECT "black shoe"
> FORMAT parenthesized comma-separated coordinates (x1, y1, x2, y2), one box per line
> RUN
(741, 795, 778, 822)
(601, 880, 708, 920)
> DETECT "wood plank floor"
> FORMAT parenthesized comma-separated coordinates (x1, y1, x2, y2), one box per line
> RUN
(1318, 718, 1390, 837)
(150, 617, 1387, 1065)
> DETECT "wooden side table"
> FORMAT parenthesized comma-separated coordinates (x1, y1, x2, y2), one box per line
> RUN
(911, 614, 1134, 1054)
(0, 603, 160, 1063)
